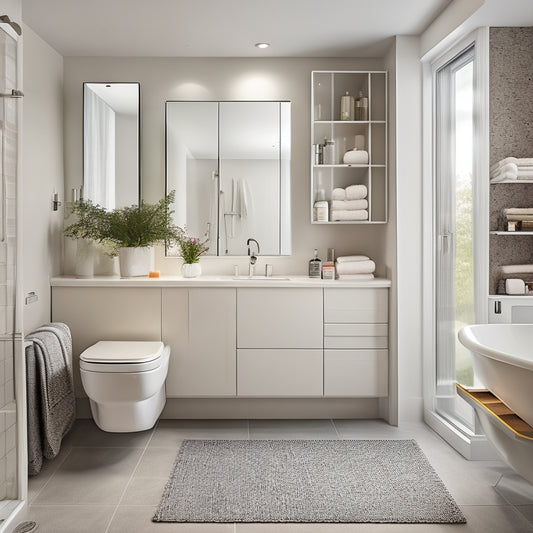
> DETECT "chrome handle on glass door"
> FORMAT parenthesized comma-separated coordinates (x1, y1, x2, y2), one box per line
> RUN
(439, 233, 453, 254)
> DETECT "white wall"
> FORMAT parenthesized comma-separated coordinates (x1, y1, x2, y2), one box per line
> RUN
(63, 57, 394, 277)
(393, 36, 424, 423)
(22, 24, 64, 332)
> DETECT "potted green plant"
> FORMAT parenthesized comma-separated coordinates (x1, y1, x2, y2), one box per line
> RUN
(65, 191, 180, 277)
(176, 228, 209, 278)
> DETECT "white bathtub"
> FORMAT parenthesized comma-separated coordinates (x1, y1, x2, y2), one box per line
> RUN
(458, 324, 533, 484)
(458, 324, 533, 428)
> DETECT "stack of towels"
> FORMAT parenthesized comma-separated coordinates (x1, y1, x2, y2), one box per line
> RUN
(504, 207, 533, 231)
(330, 185, 368, 221)
(490, 157, 533, 182)
(335, 255, 375, 280)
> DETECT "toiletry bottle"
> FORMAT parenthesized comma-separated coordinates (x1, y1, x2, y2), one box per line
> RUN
(340, 91, 354, 121)
(359, 91, 368, 121)
(309, 249, 322, 278)
(323, 139, 336, 165)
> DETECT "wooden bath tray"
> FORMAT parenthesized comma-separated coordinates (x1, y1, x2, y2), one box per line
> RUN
(456, 383, 533, 440)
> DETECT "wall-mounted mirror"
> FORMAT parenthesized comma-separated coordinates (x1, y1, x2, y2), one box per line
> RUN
(83, 82, 140, 210)
(166, 101, 291, 256)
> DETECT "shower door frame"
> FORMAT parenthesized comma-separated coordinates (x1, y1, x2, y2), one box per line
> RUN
(0, 20, 27, 533)
(421, 27, 492, 459)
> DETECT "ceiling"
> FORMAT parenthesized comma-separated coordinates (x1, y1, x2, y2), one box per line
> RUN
(21, 0, 453, 58)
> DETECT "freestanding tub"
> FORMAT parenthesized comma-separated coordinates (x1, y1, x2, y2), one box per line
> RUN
(458, 324, 533, 428)
(458, 324, 533, 484)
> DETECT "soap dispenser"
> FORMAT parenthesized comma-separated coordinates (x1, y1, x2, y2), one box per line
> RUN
(308, 249, 322, 278)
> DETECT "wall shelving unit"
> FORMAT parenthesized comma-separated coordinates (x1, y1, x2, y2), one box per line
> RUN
(311, 71, 387, 224)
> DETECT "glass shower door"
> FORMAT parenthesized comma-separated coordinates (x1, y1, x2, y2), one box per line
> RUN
(435, 46, 476, 428)
(0, 21, 25, 530)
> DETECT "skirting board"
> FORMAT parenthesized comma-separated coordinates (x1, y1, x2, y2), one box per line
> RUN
(75, 397, 383, 420)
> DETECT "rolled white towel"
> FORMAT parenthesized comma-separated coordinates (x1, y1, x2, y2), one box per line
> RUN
(500, 264, 533, 276)
(331, 188, 346, 200)
(336, 255, 370, 263)
(336, 260, 375, 275)
(490, 162, 518, 179)
(516, 158, 533, 167)
(345, 184, 368, 200)
(330, 209, 368, 221)
(330, 199, 368, 211)
(337, 273, 375, 280)
(490, 157, 517, 172)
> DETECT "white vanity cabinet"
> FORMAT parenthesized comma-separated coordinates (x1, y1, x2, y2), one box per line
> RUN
(323, 288, 389, 397)
(162, 288, 237, 397)
(236, 288, 323, 396)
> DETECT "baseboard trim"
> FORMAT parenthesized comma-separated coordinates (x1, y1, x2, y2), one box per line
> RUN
(76, 396, 384, 420)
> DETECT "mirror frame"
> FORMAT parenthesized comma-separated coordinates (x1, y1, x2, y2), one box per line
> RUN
(82, 81, 141, 209)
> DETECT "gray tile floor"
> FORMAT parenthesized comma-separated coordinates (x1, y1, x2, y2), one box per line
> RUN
(24, 418, 533, 532)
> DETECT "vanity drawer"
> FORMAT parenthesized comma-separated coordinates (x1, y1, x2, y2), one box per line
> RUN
(324, 288, 388, 323)
(324, 336, 388, 349)
(324, 349, 388, 397)
(237, 349, 323, 397)
(324, 323, 388, 336)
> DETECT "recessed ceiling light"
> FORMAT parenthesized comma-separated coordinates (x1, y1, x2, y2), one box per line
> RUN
(255, 42, 270, 49)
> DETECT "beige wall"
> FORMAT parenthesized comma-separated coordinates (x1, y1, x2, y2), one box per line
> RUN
(22, 24, 64, 332)
(63, 56, 395, 277)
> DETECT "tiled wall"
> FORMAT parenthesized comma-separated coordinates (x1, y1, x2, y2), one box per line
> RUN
(489, 27, 533, 294)
(0, 27, 19, 500)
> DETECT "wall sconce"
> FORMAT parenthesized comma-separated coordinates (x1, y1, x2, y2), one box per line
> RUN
(52, 192, 61, 211)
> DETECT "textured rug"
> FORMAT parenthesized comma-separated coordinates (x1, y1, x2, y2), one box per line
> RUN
(153, 439, 466, 524)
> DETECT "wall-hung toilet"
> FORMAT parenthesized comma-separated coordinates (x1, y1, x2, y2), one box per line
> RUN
(80, 341, 170, 432)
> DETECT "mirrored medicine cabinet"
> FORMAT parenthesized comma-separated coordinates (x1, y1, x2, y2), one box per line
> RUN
(83, 82, 140, 209)
(165, 101, 291, 256)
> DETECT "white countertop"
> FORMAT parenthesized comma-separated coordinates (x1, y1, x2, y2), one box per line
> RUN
(51, 275, 392, 288)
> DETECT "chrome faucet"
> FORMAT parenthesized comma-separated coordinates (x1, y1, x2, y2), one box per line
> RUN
(247, 238, 260, 278)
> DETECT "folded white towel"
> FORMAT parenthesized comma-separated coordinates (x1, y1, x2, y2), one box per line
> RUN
(504, 208, 533, 215)
(330, 209, 368, 221)
(490, 171, 518, 183)
(343, 150, 369, 165)
(491, 157, 533, 173)
(336, 260, 375, 275)
(500, 264, 533, 276)
(337, 273, 375, 280)
(331, 188, 346, 200)
(345, 184, 368, 200)
(505, 215, 533, 221)
(336, 255, 370, 263)
(330, 199, 368, 211)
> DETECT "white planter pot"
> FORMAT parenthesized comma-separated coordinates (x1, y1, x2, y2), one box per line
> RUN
(119, 246, 154, 277)
(181, 262, 202, 278)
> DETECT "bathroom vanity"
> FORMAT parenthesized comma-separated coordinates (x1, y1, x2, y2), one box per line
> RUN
(51, 276, 391, 419)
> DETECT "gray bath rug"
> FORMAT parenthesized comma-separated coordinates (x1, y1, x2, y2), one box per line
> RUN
(153, 439, 466, 524)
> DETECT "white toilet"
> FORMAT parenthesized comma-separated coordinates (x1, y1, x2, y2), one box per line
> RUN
(80, 340, 170, 433)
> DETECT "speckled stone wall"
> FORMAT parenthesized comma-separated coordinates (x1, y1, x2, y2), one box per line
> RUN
(489, 27, 533, 294)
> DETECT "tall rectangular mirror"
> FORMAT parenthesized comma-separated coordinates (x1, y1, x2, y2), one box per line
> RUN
(83, 82, 140, 209)
(166, 101, 291, 256)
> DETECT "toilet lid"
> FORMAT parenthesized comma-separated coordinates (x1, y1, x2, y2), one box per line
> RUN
(80, 341, 164, 364)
